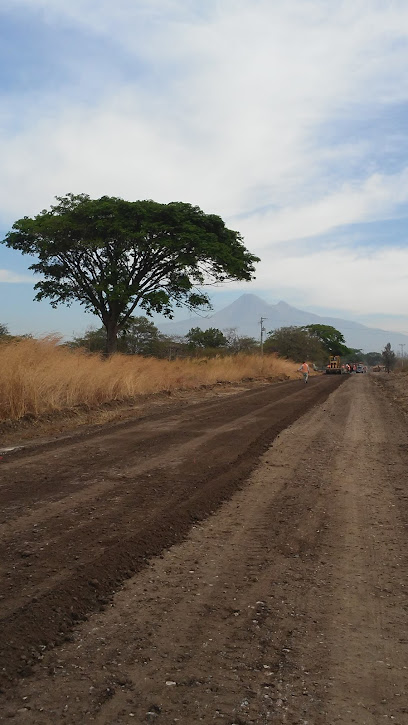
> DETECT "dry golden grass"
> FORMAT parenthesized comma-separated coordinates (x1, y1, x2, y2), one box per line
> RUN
(0, 337, 301, 422)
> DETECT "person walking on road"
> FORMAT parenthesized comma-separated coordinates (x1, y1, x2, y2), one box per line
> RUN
(298, 361, 309, 383)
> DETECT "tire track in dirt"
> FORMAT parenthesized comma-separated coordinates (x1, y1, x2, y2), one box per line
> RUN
(1, 375, 406, 724)
(0, 376, 344, 693)
(283, 376, 408, 724)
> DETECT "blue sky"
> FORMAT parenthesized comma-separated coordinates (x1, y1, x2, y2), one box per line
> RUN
(1, 0, 408, 339)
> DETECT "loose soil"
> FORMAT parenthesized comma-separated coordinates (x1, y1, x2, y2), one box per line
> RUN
(0, 374, 407, 724)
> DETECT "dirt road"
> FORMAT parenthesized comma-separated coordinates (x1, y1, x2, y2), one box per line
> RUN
(1, 374, 407, 723)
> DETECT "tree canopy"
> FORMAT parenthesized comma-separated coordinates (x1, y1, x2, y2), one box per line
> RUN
(119, 316, 163, 355)
(382, 342, 396, 373)
(264, 324, 351, 364)
(264, 326, 326, 363)
(303, 324, 350, 356)
(3, 194, 259, 353)
(365, 351, 383, 366)
(186, 327, 228, 349)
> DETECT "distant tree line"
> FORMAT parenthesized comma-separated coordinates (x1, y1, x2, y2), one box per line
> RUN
(65, 319, 388, 366)
(66, 318, 259, 359)
(0, 317, 399, 371)
(0, 323, 32, 343)
(263, 324, 399, 369)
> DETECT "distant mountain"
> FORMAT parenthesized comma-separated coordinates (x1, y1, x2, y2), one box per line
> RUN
(159, 293, 408, 353)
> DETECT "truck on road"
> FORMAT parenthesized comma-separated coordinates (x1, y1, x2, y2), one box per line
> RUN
(325, 355, 342, 374)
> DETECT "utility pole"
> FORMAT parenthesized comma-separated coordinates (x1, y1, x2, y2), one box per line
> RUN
(400, 343, 405, 367)
(260, 317, 267, 356)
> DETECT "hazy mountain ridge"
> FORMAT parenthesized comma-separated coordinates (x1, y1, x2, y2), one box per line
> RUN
(159, 294, 408, 353)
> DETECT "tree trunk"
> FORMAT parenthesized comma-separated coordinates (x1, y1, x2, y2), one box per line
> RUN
(105, 320, 119, 354)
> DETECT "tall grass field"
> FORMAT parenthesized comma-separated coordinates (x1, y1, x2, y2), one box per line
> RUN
(0, 337, 299, 423)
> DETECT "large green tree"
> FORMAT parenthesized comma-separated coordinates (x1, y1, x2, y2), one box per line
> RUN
(264, 326, 326, 363)
(303, 324, 350, 356)
(3, 194, 259, 353)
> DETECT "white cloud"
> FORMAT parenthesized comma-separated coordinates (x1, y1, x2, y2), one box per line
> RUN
(1, 0, 408, 327)
(234, 168, 408, 247)
(1, 0, 408, 223)
(240, 245, 408, 318)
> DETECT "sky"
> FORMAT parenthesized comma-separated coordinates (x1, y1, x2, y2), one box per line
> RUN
(1, 0, 408, 340)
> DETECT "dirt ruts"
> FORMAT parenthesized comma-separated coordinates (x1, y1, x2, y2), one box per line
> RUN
(0, 376, 344, 695)
(1, 374, 408, 724)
